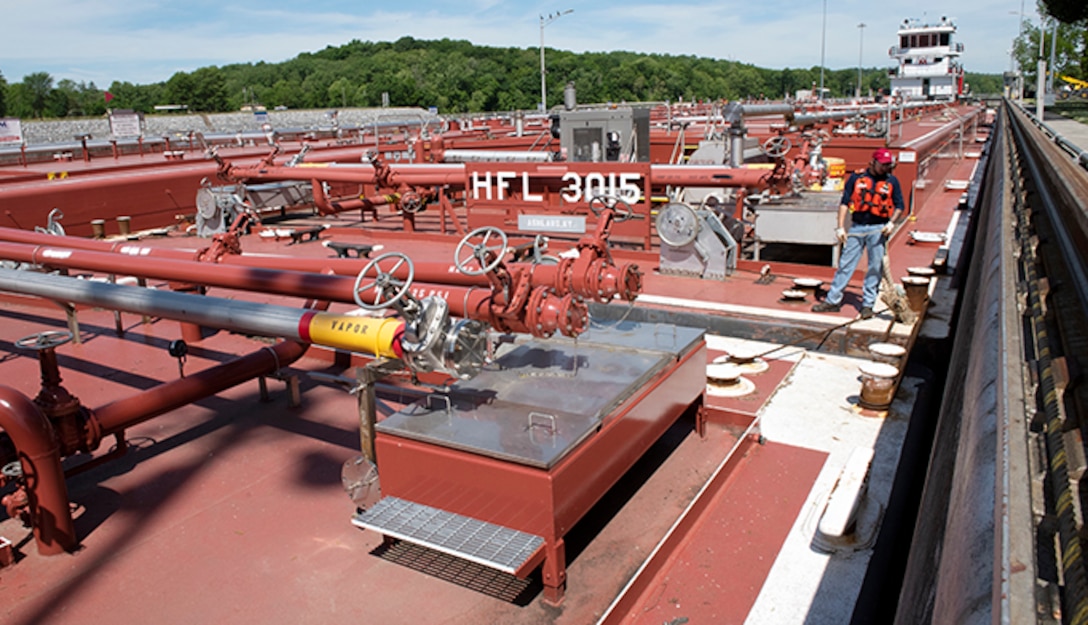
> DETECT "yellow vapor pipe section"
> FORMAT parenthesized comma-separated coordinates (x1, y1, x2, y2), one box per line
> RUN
(300, 311, 404, 359)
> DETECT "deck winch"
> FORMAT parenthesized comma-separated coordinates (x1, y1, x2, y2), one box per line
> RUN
(195, 180, 314, 237)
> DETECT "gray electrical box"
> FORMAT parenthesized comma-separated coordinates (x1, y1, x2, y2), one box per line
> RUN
(559, 107, 650, 163)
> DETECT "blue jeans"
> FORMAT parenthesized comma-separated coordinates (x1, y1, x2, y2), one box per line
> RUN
(824, 223, 885, 308)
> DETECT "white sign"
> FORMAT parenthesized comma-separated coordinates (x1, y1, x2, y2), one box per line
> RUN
(0, 118, 23, 144)
(109, 111, 142, 138)
(518, 214, 586, 234)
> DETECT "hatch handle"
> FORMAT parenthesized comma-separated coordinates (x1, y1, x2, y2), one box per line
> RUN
(528, 411, 557, 434)
(425, 393, 452, 414)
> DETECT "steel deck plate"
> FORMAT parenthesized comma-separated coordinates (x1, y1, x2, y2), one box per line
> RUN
(351, 497, 545, 574)
(376, 321, 704, 468)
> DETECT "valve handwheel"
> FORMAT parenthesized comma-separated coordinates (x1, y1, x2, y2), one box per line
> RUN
(15, 330, 74, 351)
(353, 252, 415, 310)
(399, 191, 425, 214)
(454, 227, 509, 276)
(655, 202, 700, 247)
(1, 461, 23, 478)
(588, 195, 634, 222)
(761, 135, 792, 158)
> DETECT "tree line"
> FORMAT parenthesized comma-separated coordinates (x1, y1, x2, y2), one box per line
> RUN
(1012, 2, 1088, 93)
(0, 36, 1016, 120)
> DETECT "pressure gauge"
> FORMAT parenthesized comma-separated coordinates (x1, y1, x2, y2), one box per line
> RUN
(655, 202, 699, 247)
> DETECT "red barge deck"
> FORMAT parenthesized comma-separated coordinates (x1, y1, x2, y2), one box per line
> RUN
(0, 99, 988, 624)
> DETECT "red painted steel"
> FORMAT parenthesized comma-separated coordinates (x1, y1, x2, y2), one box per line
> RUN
(598, 426, 762, 625)
(0, 291, 322, 555)
(0, 238, 598, 338)
(374, 339, 707, 602)
(0, 223, 639, 301)
(0, 162, 217, 237)
(89, 338, 310, 437)
(0, 386, 76, 555)
(226, 159, 785, 197)
(618, 441, 830, 625)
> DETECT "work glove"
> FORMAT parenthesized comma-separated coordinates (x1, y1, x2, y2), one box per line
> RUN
(835, 227, 847, 244)
(881, 221, 895, 237)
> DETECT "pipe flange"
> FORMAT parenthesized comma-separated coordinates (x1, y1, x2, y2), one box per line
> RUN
(442, 319, 490, 380)
(560, 294, 588, 337)
(525, 286, 557, 338)
(621, 264, 643, 301)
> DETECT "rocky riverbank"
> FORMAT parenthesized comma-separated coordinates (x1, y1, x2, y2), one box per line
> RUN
(17, 107, 436, 146)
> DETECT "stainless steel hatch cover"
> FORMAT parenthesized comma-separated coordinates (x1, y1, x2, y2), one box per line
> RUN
(376, 321, 704, 468)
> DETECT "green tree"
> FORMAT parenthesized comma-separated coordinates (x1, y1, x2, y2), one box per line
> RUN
(0, 70, 7, 116)
(163, 68, 225, 111)
(1031, 1, 1088, 80)
(266, 79, 303, 109)
(164, 71, 196, 108)
(51, 79, 81, 117)
(300, 69, 336, 108)
(107, 80, 163, 114)
(23, 72, 53, 118)
(6, 83, 31, 118)
(190, 67, 228, 111)
(1013, 11, 1088, 91)
(328, 77, 354, 108)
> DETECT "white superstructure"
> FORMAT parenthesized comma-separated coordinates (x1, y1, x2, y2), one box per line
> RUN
(888, 16, 964, 101)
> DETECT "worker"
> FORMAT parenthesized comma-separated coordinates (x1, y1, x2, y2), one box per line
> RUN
(812, 147, 904, 319)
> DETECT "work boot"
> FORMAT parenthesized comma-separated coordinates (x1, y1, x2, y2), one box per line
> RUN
(859, 307, 874, 319)
(811, 301, 841, 313)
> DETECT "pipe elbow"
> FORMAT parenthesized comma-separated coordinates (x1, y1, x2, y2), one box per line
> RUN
(0, 385, 59, 461)
(0, 385, 76, 555)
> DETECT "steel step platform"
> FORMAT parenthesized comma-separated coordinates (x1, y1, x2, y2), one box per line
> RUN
(352, 497, 546, 575)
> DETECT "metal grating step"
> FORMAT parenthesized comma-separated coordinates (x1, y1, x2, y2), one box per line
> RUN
(352, 497, 545, 575)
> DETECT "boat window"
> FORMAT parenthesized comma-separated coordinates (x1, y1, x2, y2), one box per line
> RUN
(940, 33, 950, 46)
(919, 34, 931, 47)
(901, 35, 909, 49)
(909, 35, 917, 47)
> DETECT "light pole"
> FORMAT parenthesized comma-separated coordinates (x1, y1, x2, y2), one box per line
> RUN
(1016, 1, 1026, 100)
(540, 9, 573, 112)
(819, 0, 827, 99)
(1036, 16, 1048, 117)
(1047, 19, 1057, 95)
(857, 23, 866, 98)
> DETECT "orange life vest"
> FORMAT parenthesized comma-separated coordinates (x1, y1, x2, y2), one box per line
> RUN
(850, 172, 896, 219)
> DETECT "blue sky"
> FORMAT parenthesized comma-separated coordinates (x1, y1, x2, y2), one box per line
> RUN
(2, 1, 1040, 87)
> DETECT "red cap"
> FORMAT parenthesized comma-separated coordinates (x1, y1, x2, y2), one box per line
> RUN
(872, 148, 894, 164)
